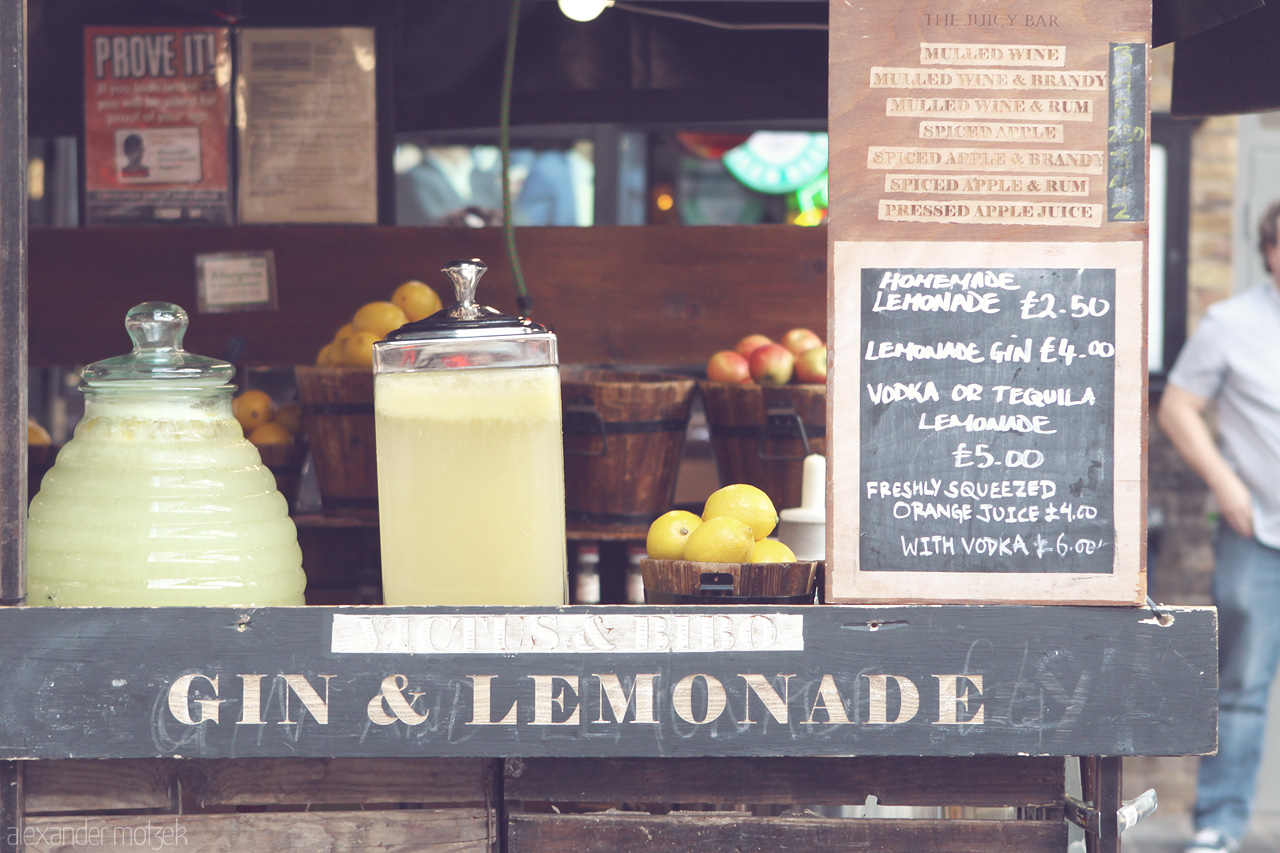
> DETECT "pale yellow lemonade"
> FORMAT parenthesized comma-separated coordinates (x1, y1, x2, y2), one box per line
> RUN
(374, 366, 567, 605)
(27, 395, 306, 606)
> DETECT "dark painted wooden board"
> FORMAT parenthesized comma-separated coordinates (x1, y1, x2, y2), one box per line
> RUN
(507, 812, 1068, 853)
(504, 756, 1064, 807)
(0, 605, 1214, 760)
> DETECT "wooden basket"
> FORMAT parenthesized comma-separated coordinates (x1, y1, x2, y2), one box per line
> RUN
(255, 441, 307, 515)
(561, 367, 697, 526)
(641, 558, 820, 604)
(27, 444, 59, 505)
(294, 366, 376, 517)
(699, 381, 826, 513)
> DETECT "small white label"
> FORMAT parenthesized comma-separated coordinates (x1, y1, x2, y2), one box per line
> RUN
(196, 251, 277, 313)
(330, 612, 806, 655)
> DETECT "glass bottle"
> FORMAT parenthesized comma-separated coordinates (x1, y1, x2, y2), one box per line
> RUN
(372, 259, 567, 606)
(26, 302, 306, 606)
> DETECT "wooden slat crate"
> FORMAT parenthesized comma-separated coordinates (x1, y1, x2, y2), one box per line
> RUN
(22, 758, 499, 853)
(21, 755, 1073, 852)
(504, 756, 1068, 853)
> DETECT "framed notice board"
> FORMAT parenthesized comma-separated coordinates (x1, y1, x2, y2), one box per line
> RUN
(827, 0, 1149, 604)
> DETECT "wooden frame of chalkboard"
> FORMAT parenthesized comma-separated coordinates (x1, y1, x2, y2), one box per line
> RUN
(828, 241, 1145, 604)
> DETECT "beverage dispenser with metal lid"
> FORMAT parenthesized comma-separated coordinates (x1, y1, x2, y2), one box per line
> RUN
(26, 302, 307, 606)
(372, 259, 567, 605)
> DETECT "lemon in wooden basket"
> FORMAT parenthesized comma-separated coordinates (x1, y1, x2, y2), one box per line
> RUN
(392, 279, 444, 322)
(750, 539, 797, 563)
(646, 510, 702, 560)
(702, 483, 778, 541)
(683, 516, 755, 563)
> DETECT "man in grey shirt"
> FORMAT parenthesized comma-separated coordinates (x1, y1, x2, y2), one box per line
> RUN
(1159, 199, 1280, 853)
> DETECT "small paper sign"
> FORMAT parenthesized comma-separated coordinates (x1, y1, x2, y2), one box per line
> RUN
(195, 251, 277, 313)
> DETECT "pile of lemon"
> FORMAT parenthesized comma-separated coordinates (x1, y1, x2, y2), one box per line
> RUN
(316, 280, 444, 368)
(27, 419, 52, 447)
(232, 390, 305, 448)
(646, 483, 796, 563)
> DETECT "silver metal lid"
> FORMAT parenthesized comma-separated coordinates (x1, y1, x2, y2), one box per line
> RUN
(383, 259, 550, 342)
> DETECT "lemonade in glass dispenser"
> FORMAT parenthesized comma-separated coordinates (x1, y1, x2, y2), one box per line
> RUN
(372, 259, 567, 606)
(26, 302, 306, 606)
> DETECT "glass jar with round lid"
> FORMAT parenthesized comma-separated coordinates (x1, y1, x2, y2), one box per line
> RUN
(26, 302, 306, 606)
(373, 259, 567, 606)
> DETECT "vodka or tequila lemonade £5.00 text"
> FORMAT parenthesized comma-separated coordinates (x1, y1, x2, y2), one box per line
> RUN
(375, 366, 567, 605)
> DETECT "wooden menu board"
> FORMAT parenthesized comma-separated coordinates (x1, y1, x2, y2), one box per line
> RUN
(827, 0, 1149, 604)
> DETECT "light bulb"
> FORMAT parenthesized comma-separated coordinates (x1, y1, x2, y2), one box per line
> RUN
(558, 0, 613, 22)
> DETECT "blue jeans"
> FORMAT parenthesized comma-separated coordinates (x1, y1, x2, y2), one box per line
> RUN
(1194, 526, 1280, 842)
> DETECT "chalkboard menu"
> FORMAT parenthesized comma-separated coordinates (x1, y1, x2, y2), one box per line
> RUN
(829, 241, 1144, 604)
(826, 0, 1149, 604)
(860, 264, 1114, 573)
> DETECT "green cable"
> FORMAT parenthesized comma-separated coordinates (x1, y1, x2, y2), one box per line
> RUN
(500, 0, 533, 316)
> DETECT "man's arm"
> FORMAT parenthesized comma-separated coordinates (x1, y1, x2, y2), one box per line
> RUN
(1157, 383, 1254, 538)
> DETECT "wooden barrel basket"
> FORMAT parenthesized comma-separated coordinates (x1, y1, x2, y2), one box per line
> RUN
(641, 559, 820, 604)
(27, 444, 59, 505)
(699, 381, 826, 513)
(255, 440, 307, 515)
(561, 367, 697, 527)
(294, 366, 377, 517)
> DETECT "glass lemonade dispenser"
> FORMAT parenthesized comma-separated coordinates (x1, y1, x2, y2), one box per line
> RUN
(372, 259, 568, 606)
(26, 302, 306, 606)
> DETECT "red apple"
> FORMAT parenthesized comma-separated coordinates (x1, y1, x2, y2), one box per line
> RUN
(734, 333, 774, 359)
(706, 350, 751, 383)
(794, 344, 827, 384)
(748, 342, 795, 385)
(781, 327, 823, 357)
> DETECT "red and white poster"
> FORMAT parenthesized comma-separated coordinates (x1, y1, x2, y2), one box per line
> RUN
(84, 27, 232, 225)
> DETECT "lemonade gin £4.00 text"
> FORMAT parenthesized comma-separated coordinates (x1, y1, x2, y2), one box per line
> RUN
(373, 259, 567, 606)
(26, 303, 306, 606)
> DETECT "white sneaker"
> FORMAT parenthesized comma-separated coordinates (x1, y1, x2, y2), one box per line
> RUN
(1186, 828, 1240, 853)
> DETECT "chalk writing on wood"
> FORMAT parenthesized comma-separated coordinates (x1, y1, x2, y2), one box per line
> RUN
(859, 265, 1115, 574)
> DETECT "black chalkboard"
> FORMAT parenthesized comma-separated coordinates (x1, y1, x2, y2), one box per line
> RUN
(860, 266, 1116, 574)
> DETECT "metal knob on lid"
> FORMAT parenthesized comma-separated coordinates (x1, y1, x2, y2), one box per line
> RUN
(374, 258, 557, 372)
(444, 259, 487, 322)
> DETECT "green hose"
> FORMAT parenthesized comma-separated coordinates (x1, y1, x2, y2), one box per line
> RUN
(500, 0, 533, 316)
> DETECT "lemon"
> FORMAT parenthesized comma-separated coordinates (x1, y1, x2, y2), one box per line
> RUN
(392, 280, 444, 322)
(702, 483, 778, 541)
(646, 510, 703, 560)
(232, 390, 275, 434)
(342, 331, 382, 368)
(248, 421, 295, 447)
(352, 301, 407, 338)
(750, 539, 797, 563)
(273, 401, 304, 436)
(27, 419, 52, 446)
(317, 343, 337, 366)
(682, 516, 755, 564)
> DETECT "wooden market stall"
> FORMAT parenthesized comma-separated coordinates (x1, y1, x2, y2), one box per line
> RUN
(0, 1, 1223, 851)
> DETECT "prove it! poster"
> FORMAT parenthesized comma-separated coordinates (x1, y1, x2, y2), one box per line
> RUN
(83, 27, 232, 225)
